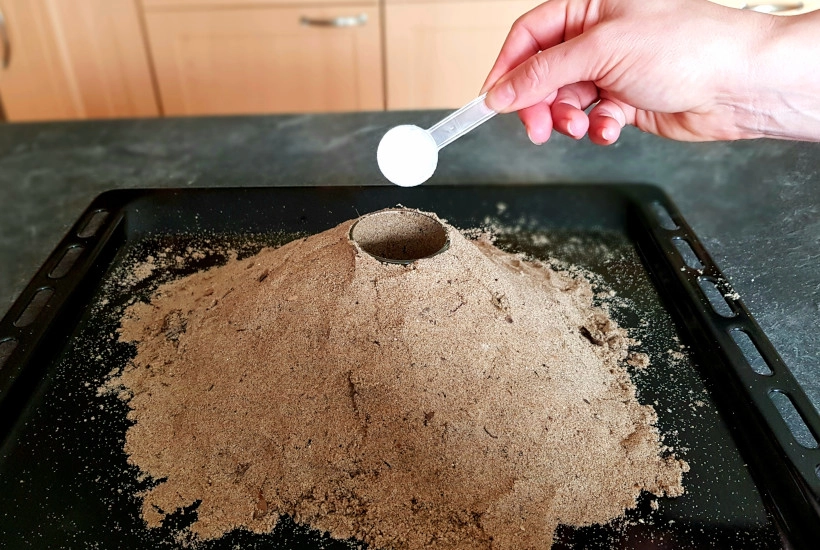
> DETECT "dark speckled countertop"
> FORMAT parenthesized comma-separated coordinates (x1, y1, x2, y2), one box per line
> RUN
(0, 112, 818, 412)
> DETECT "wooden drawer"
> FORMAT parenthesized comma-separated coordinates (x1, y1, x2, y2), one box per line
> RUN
(0, 0, 158, 121)
(385, 0, 540, 110)
(144, 4, 383, 115)
(143, 0, 376, 9)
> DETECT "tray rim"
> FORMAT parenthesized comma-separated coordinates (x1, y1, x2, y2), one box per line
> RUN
(0, 184, 818, 548)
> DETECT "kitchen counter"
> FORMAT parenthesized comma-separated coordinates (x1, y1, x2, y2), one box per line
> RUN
(0, 111, 818, 413)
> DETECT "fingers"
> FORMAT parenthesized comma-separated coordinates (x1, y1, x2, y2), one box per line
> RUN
(550, 82, 598, 139)
(518, 90, 558, 145)
(588, 98, 632, 145)
(514, 87, 636, 145)
(481, 0, 572, 93)
(485, 36, 597, 113)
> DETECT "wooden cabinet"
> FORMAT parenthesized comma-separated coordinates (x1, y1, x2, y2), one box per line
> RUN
(144, 0, 361, 6)
(143, 3, 383, 116)
(8, 0, 814, 120)
(384, 0, 540, 110)
(0, 0, 158, 122)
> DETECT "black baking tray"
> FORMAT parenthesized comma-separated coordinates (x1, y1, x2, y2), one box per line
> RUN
(1, 185, 819, 549)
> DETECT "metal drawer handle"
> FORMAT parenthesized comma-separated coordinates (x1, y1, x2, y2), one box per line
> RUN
(0, 6, 10, 69)
(300, 13, 367, 28)
(741, 1, 804, 12)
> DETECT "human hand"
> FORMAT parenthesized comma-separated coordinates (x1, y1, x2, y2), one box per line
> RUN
(482, 0, 820, 144)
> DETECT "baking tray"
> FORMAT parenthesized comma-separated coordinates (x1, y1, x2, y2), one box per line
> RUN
(0, 185, 818, 549)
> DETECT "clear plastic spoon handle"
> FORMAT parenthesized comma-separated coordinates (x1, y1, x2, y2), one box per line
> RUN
(427, 93, 496, 150)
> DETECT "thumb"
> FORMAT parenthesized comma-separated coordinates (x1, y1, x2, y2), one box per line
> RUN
(486, 36, 598, 113)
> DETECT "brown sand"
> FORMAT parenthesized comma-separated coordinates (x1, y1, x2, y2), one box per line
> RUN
(110, 212, 687, 548)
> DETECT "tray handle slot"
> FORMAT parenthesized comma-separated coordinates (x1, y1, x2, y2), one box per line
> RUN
(48, 245, 85, 279)
(697, 277, 736, 318)
(77, 210, 109, 239)
(649, 201, 678, 230)
(769, 390, 819, 449)
(0, 337, 16, 372)
(13, 287, 54, 328)
(729, 328, 773, 376)
(672, 237, 703, 270)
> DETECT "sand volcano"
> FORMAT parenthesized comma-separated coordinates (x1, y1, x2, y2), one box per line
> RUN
(110, 209, 687, 549)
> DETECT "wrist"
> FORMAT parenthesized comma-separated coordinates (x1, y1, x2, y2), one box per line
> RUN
(737, 11, 820, 141)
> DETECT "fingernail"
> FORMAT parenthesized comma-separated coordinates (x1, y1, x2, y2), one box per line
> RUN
(567, 121, 578, 137)
(527, 128, 543, 146)
(486, 81, 515, 112)
(602, 128, 614, 141)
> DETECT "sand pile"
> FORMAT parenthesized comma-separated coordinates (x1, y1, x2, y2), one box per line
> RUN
(109, 209, 687, 549)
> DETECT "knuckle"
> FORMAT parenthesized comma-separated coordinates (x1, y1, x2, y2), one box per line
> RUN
(521, 54, 550, 91)
(509, 16, 528, 37)
(555, 84, 582, 107)
(601, 101, 628, 126)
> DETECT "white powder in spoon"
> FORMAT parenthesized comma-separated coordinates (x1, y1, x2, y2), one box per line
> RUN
(377, 125, 439, 187)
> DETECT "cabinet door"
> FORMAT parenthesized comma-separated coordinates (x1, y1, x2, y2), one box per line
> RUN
(144, 5, 383, 115)
(0, 0, 159, 121)
(385, 0, 540, 110)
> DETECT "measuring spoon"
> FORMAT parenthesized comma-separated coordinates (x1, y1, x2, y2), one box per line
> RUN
(377, 94, 497, 187)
